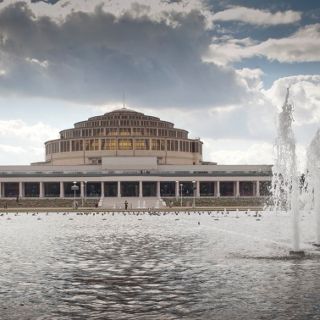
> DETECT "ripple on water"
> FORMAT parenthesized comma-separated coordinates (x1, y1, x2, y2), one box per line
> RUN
(0, 212, 320, 319)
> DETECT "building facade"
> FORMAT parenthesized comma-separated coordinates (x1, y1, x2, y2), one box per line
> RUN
(44, 108, 203, 166)
(0, 108, 272, 208)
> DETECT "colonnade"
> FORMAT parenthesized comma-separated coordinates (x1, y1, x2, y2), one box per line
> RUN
(0, 180, 269, 198)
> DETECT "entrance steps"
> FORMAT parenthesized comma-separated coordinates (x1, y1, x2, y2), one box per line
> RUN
(99, 197, 166, 209)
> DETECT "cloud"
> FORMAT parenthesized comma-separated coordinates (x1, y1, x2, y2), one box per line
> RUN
(263, 75, 320, 126)
(205, 24, 320, 65)
(0, 118, 58, 164)
(235, 68, 264, 90)
(212, 6, 301, 26)
(0, 144, 25, 154)
(203, 138, 307, 171)
(0, 118, 56, 164)
(2, 0, 212, 26)
(204, 139, 275, 165)
(0, 119, 58, 142)
(0, 1, 249, 108)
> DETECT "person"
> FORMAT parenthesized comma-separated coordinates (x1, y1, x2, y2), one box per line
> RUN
(124, 200, 128, 210)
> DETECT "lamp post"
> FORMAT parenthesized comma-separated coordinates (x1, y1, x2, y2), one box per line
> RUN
(192, 180, 196, 208)
(180, 183, 183, 207)
(71, 181, 79, 209)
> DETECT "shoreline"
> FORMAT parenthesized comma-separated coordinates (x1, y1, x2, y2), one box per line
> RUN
(0, 206, 264, 213)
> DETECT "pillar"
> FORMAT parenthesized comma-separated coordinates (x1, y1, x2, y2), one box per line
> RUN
(0, 182, 2, 198)
(60, 182, 64, 198)
(236, 181, 240, 197)
(80, 181, 84, 198)
(216, 181, 220, 197)
(256, 181, 260, 197)
(117, 181, 121, 198)
(175, 181, 179, 198)
(139, 181, 143, 198)
(101, 182, 105, 197)
(196, 181, 200, 197)
(39, 182, 44, 198)
(157, 181, 161, 198)
(19, 182, 23, 198)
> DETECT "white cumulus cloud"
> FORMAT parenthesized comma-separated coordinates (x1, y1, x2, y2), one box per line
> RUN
(263, 75, 320, 126)
(212, 6, 301, 26)
(205, 24, 320, 65)
(0, 119, 59, 164)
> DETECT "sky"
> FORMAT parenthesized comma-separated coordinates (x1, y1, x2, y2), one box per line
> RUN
(0, 0, 319, 170)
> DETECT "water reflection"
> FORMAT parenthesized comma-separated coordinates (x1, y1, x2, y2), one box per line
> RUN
(0, 212, 320, 319)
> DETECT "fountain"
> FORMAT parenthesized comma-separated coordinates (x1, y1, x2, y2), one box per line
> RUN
(306, 129, 320, 246)
(272, 88, 304, 256)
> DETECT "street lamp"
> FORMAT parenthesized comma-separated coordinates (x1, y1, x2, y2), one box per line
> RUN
(192, 180, 196, 208)
(180, 183, 183, 207)
(71, 181, 79, 209)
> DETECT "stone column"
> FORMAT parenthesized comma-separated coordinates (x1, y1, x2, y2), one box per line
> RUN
(235, 181, 240, 197)
(175, 181, 179, 198)
(196, 181, 200, 197)
(60, 182, 64, 198)
(256, 181, 260, 197)
(39, 182, 44, 198)
(80, 181, 85, 198)
(117, 181, 121, 198)
(101, 182, 105, 197)
(19, 182, 23, 198)
(139, 181, 143, 198)
(157, 181, 161, 198)
(0, 182, 2, 198)
(216, 181, 221, 197)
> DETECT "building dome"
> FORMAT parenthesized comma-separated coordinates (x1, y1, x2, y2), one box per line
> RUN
(45, 108, 203, 165)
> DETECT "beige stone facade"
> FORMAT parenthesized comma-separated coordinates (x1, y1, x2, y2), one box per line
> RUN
(44, 108, 203, 165)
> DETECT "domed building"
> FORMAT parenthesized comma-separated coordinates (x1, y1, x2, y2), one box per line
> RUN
(45, 108, 203, 166)
(0, 108, 272, 209)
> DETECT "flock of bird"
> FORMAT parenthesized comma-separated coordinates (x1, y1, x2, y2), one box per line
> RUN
(0, 209, 263, 222)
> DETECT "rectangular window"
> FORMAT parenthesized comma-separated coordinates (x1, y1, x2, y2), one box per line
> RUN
(119, 128, 131, 136)
(118, 139, 133, 150)
(71, 140, 83, 151)
(88, 139, 99, 150)
(160, 140, 165, 151)
(60, 141, 70, 152)
(174, 140, 178, 151)
(106, 139, 117, 150)
(135, 139, 149, 150)
(106, 128, 118, 136)
(151, 139, 160, 150)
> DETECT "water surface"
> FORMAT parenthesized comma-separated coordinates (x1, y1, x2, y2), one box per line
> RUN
(0, 211, 319, 319)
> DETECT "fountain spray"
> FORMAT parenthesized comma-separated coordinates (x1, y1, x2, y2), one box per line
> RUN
(272, 88, 303, 254)
(307, 129, 320, 245)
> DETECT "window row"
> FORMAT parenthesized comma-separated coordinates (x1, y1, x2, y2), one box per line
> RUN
(46, 139, 202, 154)
(75, 119, 173, 129)
(60, 127, 187, 139)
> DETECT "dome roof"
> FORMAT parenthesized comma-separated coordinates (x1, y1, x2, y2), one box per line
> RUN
(106, 107, 139, 114)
